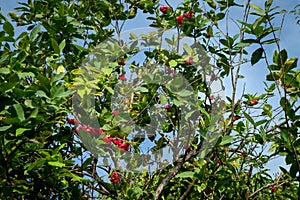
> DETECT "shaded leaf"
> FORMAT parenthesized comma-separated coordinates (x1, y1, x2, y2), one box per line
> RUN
(251, 48, 263, 65)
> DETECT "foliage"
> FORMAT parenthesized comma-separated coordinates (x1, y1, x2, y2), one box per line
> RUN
(0, 0, 299, 199)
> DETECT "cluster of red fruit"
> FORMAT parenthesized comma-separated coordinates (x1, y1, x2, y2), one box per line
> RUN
(159, 5, 194, 24)
(159, 5, 169, 13)
(117, 61, 126, 81)
(103, 134, 130, 151)
(175, 10, 194, 24)
(185, 56, 193, 65)
(67, 117, 130, 151)
(110, 171, 119, 183)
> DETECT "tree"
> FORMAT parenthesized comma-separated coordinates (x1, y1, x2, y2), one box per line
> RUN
(0, 0, 299, 199)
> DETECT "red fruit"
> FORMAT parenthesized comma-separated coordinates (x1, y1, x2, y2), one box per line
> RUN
(250, 99, 258, 105)
(103, 134, 113, 144)
(74, 127, 79, 133)
(176, 15, 184, 24)
(118, 61, 126, 66)
(120, 143, 130, 151)
(67, 118, 75, 125)
(79, 125, 88, 131)
(110, 171, 119, 183)
(185, 56, 193, 65)
(98, 128, 105, 135)
(160, 6, 169, 13)
(74, 119, 80, 125)
(205, 33, 211, 38)
(165, 105, 170, 109)
(183, 11, 193, 19)
(271, 185, 276, 192)
(184, 145, 191, 152)
(209, 95, 214, 101)
(112, 109, 118, 116)
(118, 74, 126, 81)
(183, 13, 189, 18)
(113, 139, 123, 146)
(233, 115, 240, 121)
(217, 159, 221, 164)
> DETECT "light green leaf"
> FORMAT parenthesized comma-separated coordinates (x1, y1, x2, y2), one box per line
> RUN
(24, 158, 46, 175)
(36, 90, 49, 98)
(30, 24, 40, 40)
(0, 125, 12, 131)
(13, 104, 25, 122)
(59, 39, 66, 53)
(136, 87, 148, 93)
(102, 67, 113, 75)
(53, 143, 66, 155)
(176, 89, 194, 97)
(250, 4, 264, 15)
(169, 60, 177, 67)
(183, 43, 192, 55)
(57, 65, 65, 74)
(48, 161, 65, 168)
(0, 67, 10, 74)
(16, 128, 30, 136)
(175, 171, 195, 178)
(220, 136, 233, 146)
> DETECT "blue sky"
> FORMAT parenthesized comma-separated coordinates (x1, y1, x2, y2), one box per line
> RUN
(1, 0, 299, 176)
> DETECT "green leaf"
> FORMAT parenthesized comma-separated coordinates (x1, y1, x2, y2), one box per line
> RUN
(16, 128, 30, 136)
(236, 39, 257, 47)
(48, 161, 65, 168)
(51, 38, 60, 54)
(53, 143, 66, 155)
(57, 65, 65, 74)
(13, 104, 25, 122)
(283, 58, 298, 73)
(251, 48, 263, 65)
(0, 54, 9, 65)
(243, 112, 255, 126)
(220, 136, 233, 146)
(176, 89, 194, 97)
(50, 85, 72, 99)
(3, 21, 14, 36)
(250, 4, 264, 15)
(0, 67, 10, 74)
(24, 158, 46, 175)
(183, 43, 192, 55)
(36, 90, 49, 99)
(73, 44, 88, 52)
(169, 60, 177, 67)
(0, 125, 12, 131)
(30, 24, 40, 40)
(175, 171, 195, 178)
(59, 39, 66, 53)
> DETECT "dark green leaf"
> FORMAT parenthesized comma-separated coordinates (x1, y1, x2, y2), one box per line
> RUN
(3, 21, 14, 36)
(251, 48, 263, 65)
